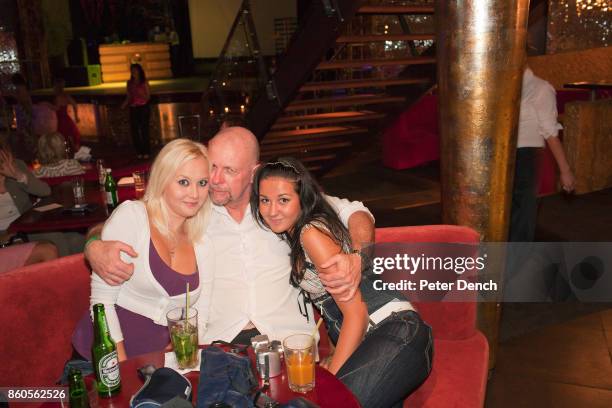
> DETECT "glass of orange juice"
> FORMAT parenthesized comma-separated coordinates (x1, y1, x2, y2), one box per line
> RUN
(283, 334, 315, 393)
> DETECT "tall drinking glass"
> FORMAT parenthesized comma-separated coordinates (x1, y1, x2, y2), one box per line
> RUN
(72, 177, 85, 206)
(166, 307, 199, 370)
(283, 334, 315, 393)
(132, 170, 147, 198)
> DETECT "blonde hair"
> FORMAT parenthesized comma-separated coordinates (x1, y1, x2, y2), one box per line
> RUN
(143, 138, 211, 243)
(37, 132, 66, 164)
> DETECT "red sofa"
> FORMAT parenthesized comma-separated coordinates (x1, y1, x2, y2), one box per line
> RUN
(0, 254, 90, 387)
(375, 225, 489, 407)
(1, 226, 489, 407)
(383, 91, 591, 196)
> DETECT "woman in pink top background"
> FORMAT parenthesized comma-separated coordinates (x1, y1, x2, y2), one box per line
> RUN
(121, 64, 151, 159)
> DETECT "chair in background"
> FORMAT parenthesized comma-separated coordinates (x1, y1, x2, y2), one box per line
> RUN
(178, 114, 201, 141)
(0, 254, 90, 386)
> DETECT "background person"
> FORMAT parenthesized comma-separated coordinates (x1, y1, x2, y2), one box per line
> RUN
(72, 138, 214, 361)
(0, 137, 58, 272)
(121, 64, 151, 159)
(0, 240, 58, 273)
(0, 136, 51, 231)
(510, 67, 576, 242)
(33, 132, 84, 178)
(252, 157, 432, 408)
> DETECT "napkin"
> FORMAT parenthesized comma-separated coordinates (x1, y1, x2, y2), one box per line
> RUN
(34, 203, 63, 212)
(164, 351, 201, 375)
(74, 146, 92, 161)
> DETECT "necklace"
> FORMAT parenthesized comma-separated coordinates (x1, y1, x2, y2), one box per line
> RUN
(167, 232, 184, 261)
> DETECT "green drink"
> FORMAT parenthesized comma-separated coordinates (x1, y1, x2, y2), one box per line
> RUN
(167, 307, 199, 370)
(91, 304, 121, 397)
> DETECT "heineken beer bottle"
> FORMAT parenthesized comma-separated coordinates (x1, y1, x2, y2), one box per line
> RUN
(104, 169, 118, 208)
(91, 304, 121, 397)
(68, 367, 90, 407)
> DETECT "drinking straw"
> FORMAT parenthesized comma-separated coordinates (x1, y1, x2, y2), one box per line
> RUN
(185, 282, 190, 326)
(311, 317, 324, 339)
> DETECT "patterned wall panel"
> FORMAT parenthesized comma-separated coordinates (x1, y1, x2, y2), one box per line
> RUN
(547, 0, 611, 53)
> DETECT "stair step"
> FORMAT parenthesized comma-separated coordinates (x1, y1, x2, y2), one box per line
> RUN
(259, 153, 337, 171)
(301, 77, 429, 92)
(261, 140, 353, 157)
(300, 154, 336, 163)
(272, 111, 385, 129)
(336, 34, 435, 43)
(264, 126, 368, 144)
(357, 5, 435, 15)
(317, 57, 436, 70)
(286, 94, 405, 111)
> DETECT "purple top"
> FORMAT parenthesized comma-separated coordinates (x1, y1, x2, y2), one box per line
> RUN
(72, 240, 199, 360)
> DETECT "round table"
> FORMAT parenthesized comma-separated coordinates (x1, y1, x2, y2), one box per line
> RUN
(84, 347, 360, 408)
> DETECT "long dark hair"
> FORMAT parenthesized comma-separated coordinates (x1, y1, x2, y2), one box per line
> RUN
(129, 63, 146, 84)
(251, 157, 352, 287)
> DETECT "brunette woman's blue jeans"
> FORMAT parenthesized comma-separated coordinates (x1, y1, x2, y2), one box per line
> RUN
(330, 310, 433, 408)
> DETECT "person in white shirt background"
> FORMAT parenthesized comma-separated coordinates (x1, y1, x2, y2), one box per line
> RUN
(509, 66, 576, 242)
(85, 126, 372, 344)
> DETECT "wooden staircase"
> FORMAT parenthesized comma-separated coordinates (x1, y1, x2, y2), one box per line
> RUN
(258, 2, 437, 174)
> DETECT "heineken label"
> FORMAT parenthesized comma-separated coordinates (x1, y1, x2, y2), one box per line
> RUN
(106, 191, 117, 206)
(98, 351, 120, 387)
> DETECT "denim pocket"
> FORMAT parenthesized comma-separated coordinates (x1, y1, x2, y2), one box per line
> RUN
(318, 297, 343, 343)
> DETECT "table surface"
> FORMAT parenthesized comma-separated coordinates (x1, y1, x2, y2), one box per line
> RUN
(9, 181, 136, 234)
(563, 81, 612, 89)
(82, 347, 360, 408)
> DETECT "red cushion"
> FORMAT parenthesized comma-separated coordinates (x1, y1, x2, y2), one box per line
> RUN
(375, 225, 480, 245)
(0, 254, 90, 386)
(375, 226, 480, 341)
(404, 333, 489, 407)
(383, 95, 440, 170)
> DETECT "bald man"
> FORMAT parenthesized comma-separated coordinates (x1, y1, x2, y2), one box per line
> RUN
(85, 127, 374, 344)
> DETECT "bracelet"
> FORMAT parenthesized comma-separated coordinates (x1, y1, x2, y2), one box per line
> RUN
(84, 235, 101, 249)
(351, 249, 372, 271)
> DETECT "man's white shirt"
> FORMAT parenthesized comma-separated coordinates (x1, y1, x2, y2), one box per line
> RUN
(517, 68, 563, 148)
(201, 195, 373, 344)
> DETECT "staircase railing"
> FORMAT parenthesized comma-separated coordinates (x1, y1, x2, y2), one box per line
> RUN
(246, 0, 364, 139)
(200, 0, 271, 138)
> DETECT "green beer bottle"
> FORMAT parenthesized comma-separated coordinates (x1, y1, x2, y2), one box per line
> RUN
(91, 304, 121, 397)
(104, 169, 118, 208)
(68, 367, 90, 407)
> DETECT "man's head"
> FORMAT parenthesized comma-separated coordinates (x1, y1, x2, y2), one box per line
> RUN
(208, 126, 260, 208)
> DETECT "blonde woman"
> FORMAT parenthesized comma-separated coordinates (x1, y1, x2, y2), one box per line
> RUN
(33, 132, 84, 178)
(72, 138, 214, 361)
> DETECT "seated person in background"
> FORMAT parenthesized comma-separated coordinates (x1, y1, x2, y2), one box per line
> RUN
(252, 157, 433, 408)
(0, 240, 58, 273)
(72, 138, 214, 361)
(33, 132, 84, 178)
(0, 136, 51, 231)
(0, 137, 57, 271)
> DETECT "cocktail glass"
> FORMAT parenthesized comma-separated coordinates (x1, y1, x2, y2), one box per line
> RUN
(166, 307, 199, 370)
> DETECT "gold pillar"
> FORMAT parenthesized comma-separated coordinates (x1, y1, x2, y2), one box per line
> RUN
(436, 0, 530, 368)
